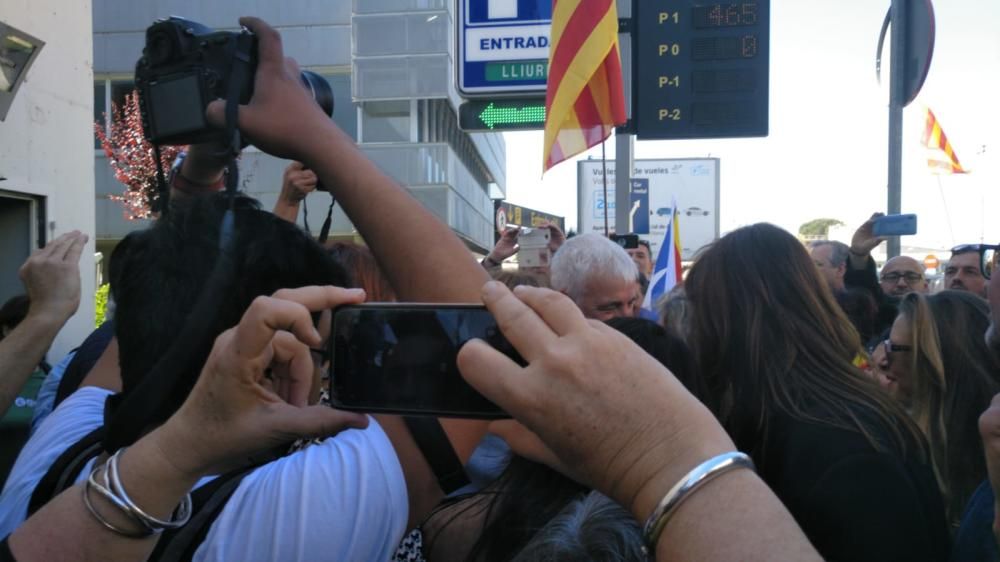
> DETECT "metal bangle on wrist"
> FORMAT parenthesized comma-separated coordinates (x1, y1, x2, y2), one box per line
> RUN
(82, 448, 193, 538)
(641, 451, 755, 552)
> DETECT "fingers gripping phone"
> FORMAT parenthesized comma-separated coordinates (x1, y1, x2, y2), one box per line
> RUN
(329, 304, 518, 418)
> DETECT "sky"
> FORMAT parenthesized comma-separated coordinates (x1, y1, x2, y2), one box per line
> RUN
(501, 0, 1000, 255)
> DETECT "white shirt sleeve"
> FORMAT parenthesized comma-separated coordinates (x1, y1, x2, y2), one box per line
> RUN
(194, 417, 409, 562)
(0, 386, 111, 538)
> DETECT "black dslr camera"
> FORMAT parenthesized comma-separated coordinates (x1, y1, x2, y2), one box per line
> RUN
(134, 17, 334, 146)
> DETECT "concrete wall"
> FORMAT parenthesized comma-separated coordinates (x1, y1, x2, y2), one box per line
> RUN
(0, 0, 96, 361)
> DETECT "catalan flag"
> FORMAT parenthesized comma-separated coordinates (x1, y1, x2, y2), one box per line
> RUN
(542, 0, 627, 172)
(922, 108, 967, 174)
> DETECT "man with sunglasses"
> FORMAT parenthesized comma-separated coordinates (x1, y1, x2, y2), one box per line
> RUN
(946, 244, 998, 298)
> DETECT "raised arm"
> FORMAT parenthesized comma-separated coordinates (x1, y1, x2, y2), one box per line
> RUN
(204, 17, 490, 527)
(272, 161, 317, 223)
(0, 232, 87, 417)
(8, 287, 369, 562)
(458, 283, 821, 561)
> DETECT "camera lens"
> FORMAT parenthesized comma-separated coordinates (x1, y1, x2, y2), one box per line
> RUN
(300, 71, 334, 117)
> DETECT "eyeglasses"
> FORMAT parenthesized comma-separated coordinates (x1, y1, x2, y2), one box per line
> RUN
(880, 272, 924, 284)
(882, 339, 912, 367)
(950, 244, 999, 280)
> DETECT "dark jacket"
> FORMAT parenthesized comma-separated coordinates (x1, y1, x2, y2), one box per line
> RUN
(844, 255, 898, 346)
(754, 413, 950, 561)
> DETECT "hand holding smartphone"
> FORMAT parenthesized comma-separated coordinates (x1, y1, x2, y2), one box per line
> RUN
(329, 304, 517, 418)
(872, 214, 917, 237)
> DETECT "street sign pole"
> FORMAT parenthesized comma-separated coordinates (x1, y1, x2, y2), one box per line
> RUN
(887, 0, 907, 259)
(614, 0, 634, 236)
(615, 133, 633, 235)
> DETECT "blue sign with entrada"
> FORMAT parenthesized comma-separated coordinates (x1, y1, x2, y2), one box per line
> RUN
(458, 0, 552, 97)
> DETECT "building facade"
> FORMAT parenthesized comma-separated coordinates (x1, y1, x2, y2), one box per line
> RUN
(0, 0, 96, 361)
(93, 0, 505, 262)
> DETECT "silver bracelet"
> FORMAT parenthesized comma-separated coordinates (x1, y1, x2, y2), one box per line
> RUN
(83, 465, 153, 538)
(642, 451, 755, 550)
(106, 448, 193, 532)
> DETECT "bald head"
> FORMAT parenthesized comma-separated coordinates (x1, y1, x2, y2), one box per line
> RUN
(879, 256, 928, 297)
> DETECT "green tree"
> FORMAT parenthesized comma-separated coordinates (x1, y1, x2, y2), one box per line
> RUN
(798, 218, 844, 238)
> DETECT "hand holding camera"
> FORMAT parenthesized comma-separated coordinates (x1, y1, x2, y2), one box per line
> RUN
(136, 16, 335, 163)
(281, 161, 319, 204)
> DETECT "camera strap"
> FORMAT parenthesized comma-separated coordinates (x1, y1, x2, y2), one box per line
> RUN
(102, 33, 256, 454)
(304, 195, 336, 245)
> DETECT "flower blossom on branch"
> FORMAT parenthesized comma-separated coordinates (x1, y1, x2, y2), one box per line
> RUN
(95, 90, 184, 220)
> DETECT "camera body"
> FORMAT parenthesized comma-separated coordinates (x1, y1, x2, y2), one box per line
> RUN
(610, 233, 640, 250)
(135, 17, 333, 146)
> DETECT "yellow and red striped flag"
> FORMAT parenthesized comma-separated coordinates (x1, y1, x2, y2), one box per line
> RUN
(542, 0, 627, 172)
(922, 108, 967, 174)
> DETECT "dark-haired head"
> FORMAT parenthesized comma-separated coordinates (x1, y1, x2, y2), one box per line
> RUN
(326, 241, 395, 302)
(604, 316, 697, 395)
(111, 193, 349, 434)
(685, 223, 924, 458)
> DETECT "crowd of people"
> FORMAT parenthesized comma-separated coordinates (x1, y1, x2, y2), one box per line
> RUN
(0, 15, 999, 562)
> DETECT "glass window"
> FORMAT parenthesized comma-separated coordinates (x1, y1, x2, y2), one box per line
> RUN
(110, 80, 134, 110)
(362, 101, 410, 143)
(93, 82, 106, 149)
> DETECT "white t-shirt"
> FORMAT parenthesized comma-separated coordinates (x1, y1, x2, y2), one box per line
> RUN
(0, 387, 409, 561)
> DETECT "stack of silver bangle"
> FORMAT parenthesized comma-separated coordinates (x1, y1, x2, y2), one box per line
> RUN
(82, 448, 193, 538)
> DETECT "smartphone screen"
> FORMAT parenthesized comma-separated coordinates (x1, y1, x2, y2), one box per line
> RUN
(329, 304, 514, 418)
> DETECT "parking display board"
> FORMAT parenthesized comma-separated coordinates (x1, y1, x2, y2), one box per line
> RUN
(634, 2, 770, 139)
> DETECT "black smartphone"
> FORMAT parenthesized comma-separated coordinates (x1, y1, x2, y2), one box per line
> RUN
(329, 304, 516, 418)
(610, 233, 639, 249)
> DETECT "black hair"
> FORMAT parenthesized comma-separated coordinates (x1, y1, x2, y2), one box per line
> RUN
(109, 193, 349, 438)
(835, 287, 879, 348)
(0, 295, 29, 334)
(605, 316, 697, 395)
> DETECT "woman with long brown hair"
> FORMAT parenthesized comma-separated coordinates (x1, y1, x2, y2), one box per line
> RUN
(685, 223, 948, 561)
(883, 291, 1000, 526)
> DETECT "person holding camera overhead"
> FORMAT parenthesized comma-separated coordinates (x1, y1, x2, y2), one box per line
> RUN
(0, 15, 829, 562)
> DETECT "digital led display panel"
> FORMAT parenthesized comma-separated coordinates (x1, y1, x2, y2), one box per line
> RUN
(634, 1, 770, 140)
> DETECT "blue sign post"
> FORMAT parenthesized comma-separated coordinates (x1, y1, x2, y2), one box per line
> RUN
(629, 179, 650, 234)
(458, 0, 553, 97)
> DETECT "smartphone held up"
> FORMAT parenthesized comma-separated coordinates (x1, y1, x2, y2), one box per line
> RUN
(328, 304, 519, 419)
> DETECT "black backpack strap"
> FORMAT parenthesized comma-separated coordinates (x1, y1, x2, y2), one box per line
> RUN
(403, 416, 470, 495)
(28, 426, 106, 516)
(150, 464, 264, 562)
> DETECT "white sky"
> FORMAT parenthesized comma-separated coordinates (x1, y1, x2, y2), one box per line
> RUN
(502, 0, 1000, 253)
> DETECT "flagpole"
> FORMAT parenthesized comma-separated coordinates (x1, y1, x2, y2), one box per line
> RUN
(601, 140, 609, 236)
(935, 175, 956, 247)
